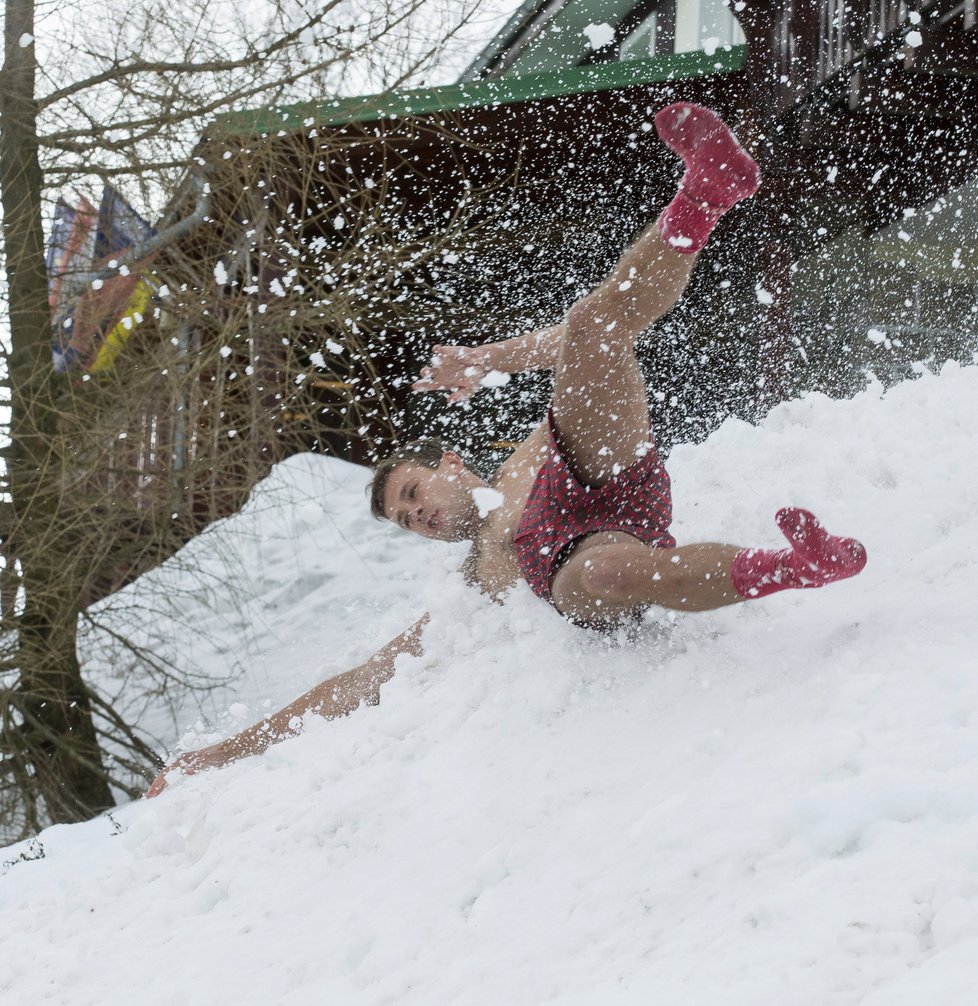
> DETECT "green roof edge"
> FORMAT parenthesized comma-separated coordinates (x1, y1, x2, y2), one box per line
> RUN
(211, 45, 745, 140)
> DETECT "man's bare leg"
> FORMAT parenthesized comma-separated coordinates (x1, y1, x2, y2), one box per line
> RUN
(551, 230, 697, 485)
(553, 509, 868, 624)
(551, 104, 761, 487)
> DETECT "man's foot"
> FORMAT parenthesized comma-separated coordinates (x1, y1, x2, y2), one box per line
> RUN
(730, 508, 867, 599)
(654, 103, 760, 254)
(655, 102, 760, 210)
(775, 507, 868, 586)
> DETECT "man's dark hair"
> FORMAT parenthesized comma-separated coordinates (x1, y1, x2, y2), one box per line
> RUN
(368, 439, 448, 521)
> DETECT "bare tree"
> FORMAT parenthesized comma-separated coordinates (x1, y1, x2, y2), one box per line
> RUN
(0, 0, 493, 838)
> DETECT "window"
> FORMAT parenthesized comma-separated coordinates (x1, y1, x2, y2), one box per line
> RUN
(620, 0, 744, 61)
(483, 0, 746, 80)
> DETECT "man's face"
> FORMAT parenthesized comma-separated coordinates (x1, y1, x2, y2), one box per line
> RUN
(382, 454, 478, 542)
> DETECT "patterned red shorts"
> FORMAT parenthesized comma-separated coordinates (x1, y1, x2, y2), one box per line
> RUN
(514, 413, 676, 604)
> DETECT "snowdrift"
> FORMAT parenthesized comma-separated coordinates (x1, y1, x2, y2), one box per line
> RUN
(2, 364, 977, 1006)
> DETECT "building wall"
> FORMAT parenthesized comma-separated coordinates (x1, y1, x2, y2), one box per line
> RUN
(790, 173, 978, 397)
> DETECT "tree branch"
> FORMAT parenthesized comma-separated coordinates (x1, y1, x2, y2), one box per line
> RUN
(37, 0, 349, 110)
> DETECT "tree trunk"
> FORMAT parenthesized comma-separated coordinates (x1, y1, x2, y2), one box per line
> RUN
(1, 0, 113, 822)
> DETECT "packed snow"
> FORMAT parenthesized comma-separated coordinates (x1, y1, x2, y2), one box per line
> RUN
(1, 363, 977, 1005)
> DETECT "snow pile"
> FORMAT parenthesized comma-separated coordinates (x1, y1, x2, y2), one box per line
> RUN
(2, 364, 978, 1005)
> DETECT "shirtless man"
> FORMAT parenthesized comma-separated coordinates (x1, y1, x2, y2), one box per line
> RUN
(147, 104, 866, 796)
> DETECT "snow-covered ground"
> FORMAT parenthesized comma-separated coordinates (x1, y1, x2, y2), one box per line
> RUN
(1, 363, 977, 1005)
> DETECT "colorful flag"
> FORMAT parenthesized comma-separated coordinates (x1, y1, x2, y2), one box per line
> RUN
(48, 185, 157, 372)
(48, 196, 97, 372)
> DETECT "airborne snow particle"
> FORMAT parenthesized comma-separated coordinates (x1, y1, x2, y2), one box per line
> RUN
(755, 285, 775, 305)
(18, 33, 32, 47)
(471, 487, 504, 517)
(214, 261, 228, 286)
(480, 370, 511, 389)
(905, 30, 923, 47)
(583, 22, 614, 50)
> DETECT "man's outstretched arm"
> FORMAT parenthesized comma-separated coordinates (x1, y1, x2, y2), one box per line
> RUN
(412, 325, 565, 402)
(146, 615, 429, 797)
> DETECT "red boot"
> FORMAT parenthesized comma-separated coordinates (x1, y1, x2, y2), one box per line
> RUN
(730, 508, 867, 600)
(655, 103, 761, 253)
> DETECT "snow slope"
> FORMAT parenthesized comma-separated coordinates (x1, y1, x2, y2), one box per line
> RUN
(1, 364, 977, 1006)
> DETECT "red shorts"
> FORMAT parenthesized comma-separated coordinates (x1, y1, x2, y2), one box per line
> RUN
(514, 414, 676, 604)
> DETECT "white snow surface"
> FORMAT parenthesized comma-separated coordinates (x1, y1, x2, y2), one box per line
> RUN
(2, 364, 978, 1005)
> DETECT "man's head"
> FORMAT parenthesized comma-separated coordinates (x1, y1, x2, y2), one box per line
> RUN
(369, 439, 485, 542)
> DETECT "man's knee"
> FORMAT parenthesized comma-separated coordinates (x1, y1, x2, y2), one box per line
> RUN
(564, 297, 632, 353)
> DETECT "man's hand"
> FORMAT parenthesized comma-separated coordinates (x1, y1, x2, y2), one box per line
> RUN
(413, 344, 492, 403)
(145, 743, 228, 798)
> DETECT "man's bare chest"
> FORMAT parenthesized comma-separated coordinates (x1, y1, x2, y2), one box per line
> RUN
(467, 434, 549, 596)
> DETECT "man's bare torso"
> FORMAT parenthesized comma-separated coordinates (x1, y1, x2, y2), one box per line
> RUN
(464, 422, 549, 597)
(465, 421, 632, 600)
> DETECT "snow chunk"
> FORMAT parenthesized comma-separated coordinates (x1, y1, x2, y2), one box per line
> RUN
(18, 33, 33, 47)
(755, 285, 775, 305)
(213, 261, 228, 286)
(471, 487, 504, 518)
(905, 30, 923, 48)
(583, 22, 614, 50)
(480, 370, 511, 389)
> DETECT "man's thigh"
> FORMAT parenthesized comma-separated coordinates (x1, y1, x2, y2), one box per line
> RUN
(551, 532, 653, 625)
(550, 332, 651, 488)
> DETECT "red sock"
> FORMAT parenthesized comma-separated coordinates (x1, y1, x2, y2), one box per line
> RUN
(654, 103, 761, 254)
(730, 508, 867, 600)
